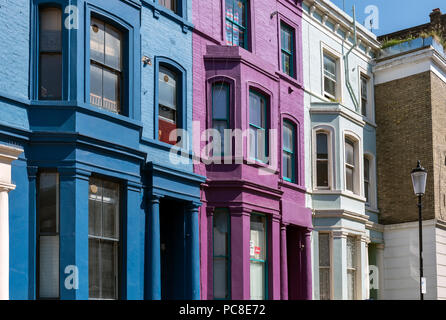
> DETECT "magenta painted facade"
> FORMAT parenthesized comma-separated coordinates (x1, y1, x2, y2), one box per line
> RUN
(193, 0, 312, 300)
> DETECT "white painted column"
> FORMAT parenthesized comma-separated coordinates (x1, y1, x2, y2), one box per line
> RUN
(375, 244, 384, 300)
(0, 145, 23, 300)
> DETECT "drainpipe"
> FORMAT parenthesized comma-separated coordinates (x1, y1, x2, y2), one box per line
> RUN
(344, 6, 360, 112)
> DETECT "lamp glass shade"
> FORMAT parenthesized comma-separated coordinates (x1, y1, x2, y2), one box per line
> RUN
(411, 170, 427, 196)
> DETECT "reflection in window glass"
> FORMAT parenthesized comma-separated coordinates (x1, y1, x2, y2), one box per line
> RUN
(323, 54, 337, 99)
(318, 233, 330, 300)
(283, 121, 295, 182)
(249, 91, 268, 162)
(90, 18, 122, 114)
(39, 7, 62, 100)
(88, 177, 120, 300)
(250, 214, 267, 300)
(345, 139, 355, 192)
(225, 0, 248, 49)
(38, 172, 60, 299)
(213, 208, 230, 299)
(158, 66, 179, 145)
(316, 133, 329, 187)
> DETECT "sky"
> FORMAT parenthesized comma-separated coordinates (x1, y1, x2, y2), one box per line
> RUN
(330, 0, 446, 36)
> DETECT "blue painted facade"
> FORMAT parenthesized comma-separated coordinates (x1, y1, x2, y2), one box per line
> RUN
(0, 0, 204, 300)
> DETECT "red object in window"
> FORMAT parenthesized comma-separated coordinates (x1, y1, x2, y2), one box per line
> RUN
(255, 246, 261, 255)
(159, 118, 177, 145)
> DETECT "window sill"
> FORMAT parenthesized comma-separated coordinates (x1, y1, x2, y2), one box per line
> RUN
(29, 101, 143, 129)
(141, 0, 194, 33)
(276, 71, 303, 88)
(279, 179, 307, 192)
(246, 157, 279, 174)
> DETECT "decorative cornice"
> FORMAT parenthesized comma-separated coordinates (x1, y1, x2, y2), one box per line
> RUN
(0, 144, 23, 163)
(314, 209, 370, 224)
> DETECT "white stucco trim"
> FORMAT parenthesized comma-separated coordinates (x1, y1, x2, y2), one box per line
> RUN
(0, 144, 23, 300)
(374, 47, 446, 85)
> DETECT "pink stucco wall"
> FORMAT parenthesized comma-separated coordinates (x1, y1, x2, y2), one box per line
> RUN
(193, 0, 312, 300)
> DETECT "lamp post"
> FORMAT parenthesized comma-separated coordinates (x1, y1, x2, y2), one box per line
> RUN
(411, 160, 428, 300)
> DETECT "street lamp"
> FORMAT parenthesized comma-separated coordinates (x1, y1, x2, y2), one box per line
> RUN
(411, 160, 428, 300)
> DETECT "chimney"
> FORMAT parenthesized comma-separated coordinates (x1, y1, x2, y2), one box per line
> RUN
(430, 8, 442, 24)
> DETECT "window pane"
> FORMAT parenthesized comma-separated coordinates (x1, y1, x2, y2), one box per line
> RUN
(250, 215, 266, 261)
(90, 19, 105, 64)
(283, 122, 293, 152)
(39, 235, 59, 298)
(323, 55, 336, 78)
(159, 67, 177, 110)
(283, 152, 292, 181)
(90, 64, 103, 108)
(89, 238, 100, 298)
(89, 179, 102, 237)
(364, 157, 370, 180)
(281, 25, 292, 52)
(103, 69, 120, 113)
(39, 173, 59, 233)
(101, 241, 117, 299)
(250, 261, 265, 300)
(213, 210, 229, 257)
(317, 133, 328, 159)
(249, 92, 262, 127)
(347, 270, 356, 300)
(345, 140, 354, 165)
(249, 126, 257, 159)
(233, 0, 246, 27)
(213, 258, 228, 299)
(282, 53, 291, 76)
(365, 181, 370, 204)
(347, 236, 356, 268)
(318, 233, 330, 267)
(346, 166, 354, 191)
(40, 54, 62, 100)
(319, 268, 330, 300)
(104, 24, 122, 70)
(159, 0, 177, 12)
(324, 76, 336, 97)
(40, 8, 62, 52)
(317, 160, 329, 187)
(102, 181, 119, 240)
(212, 84, 229, 120)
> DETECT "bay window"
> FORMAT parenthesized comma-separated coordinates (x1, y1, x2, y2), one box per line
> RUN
(90, 17, 122, 114)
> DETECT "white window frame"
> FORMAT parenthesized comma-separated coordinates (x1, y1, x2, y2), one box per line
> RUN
(343, 131, 362, 196)
(321, 43, 343, 102)
(358, 66, 374, 122)
(318, 231, 333, 300)
(363, 152, 377, 209)
(312, 125, 335, 191)
(346, 235, 360, 300)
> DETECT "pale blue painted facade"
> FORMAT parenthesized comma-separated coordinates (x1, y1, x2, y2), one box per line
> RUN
(302, 0, 383, 300)
(0, 0, 203, 300)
